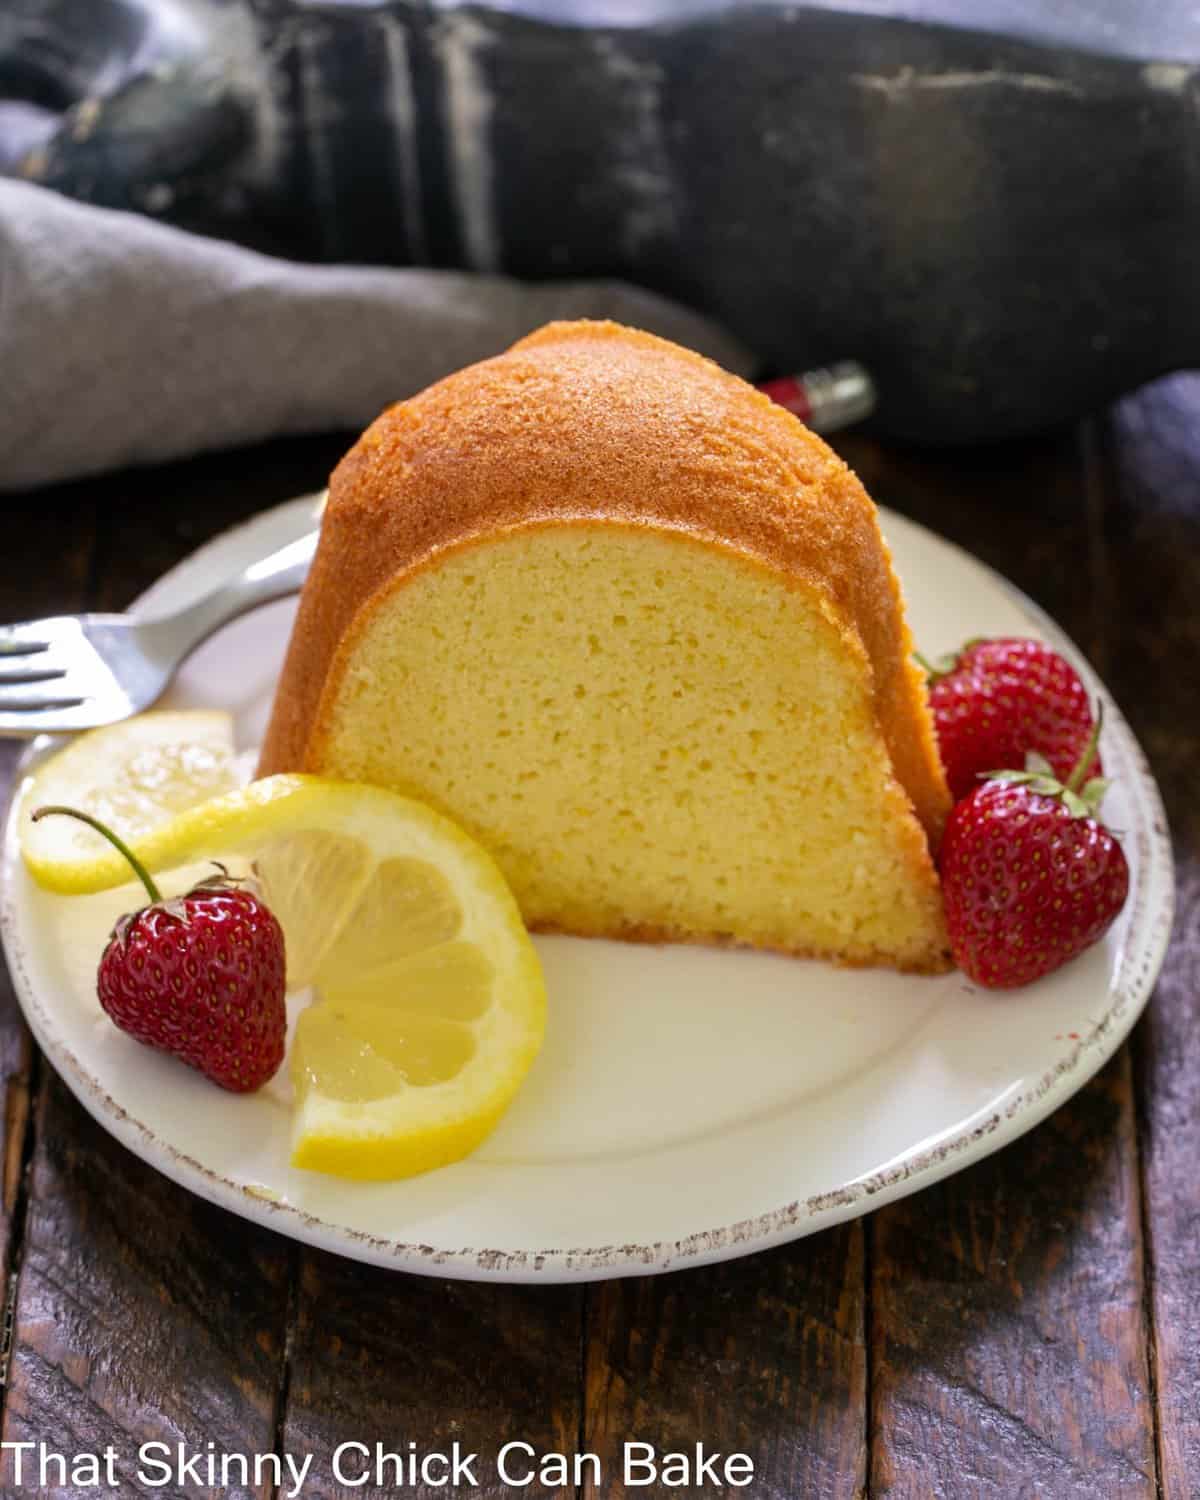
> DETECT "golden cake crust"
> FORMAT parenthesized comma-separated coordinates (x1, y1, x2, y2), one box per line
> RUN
(259, 320, 951, 850)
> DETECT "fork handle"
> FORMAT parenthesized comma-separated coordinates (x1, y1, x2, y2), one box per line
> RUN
(139, 530, 319, 662)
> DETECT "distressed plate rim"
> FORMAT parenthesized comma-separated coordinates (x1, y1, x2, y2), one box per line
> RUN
(0, 496, 1175, 1282)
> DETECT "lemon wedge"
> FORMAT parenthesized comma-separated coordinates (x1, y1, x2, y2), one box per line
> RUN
(19, 711, 242, 891)
(19, 733, 546, 1181)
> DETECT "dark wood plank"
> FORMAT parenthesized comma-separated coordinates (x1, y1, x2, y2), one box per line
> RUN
(1, 1078, 291, 1498)
(1102, 372, 1200, 1498)
(198, 421, 864, 1497)
(73, 436, 586, 1500)
(2, 441, 585, 1498)
(0, 413, 1175, 1495)
(0, 486, 99, 1374)
(828, 426, 1157, 1497)
(0, 458, 322, 1494)
(584, 1224, 866, 1498)
(831, 427, 1102, 663)
(870, 1054, 1153, 1498)
(81, 431, 352, 611)
(575, 426, 1149, 1499)
(572, 431, 1088, 1498)
(280, 1250, 583, 1499)
(0, 743, 38, 1300)
(0, 488, 99, 620)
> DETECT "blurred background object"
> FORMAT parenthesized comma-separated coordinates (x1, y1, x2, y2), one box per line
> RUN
(2, 0, 1197, 443)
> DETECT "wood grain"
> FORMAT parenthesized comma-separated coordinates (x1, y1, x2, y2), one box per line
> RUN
(0, 460, 315, 1495)
(870, 1055, 1154, 1498)
(831, 427, 1103, 663)
(0, 405, 1191, 1494)
(832, 426, 1157, 1498)
(86, 438, 596, 1500)
(1103, 373, 1200, 1499)
(279, 1250, 583, 1499)
(584, 1224, 866, 1498)
(0, 744, 37, 1300)
(0, 485, 98, 1390)
(1, 1079, 290, 1498)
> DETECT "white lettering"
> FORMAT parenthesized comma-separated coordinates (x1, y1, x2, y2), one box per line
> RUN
(138, 1442, 174, 1486)
(497, 1441, 535, 1485)
(692, 1445, 722, 1486)
(332, 1441, 370, 1486)
(39, 1451, 67, 1488)
(375, 1447, 406, 1486)
(620, 1443, 754, 1488)
(1, 1443, 34, 1486)
(255, 1454, 281, 1489)
(71, 1453, 103, 1486)
(451, 1444, 479, 1486)
(176, 1443, 206, 1486)
(727, 1453, 755, 1487)
(540, 1452, 568, 1487)
(625, 1442, 657, 1485)
(221, 1453, 249, 1487)
(662, 1451, 690, 1486)
(423, 1451, 450, 1487)
(283, 1452, 314, 1498)
(576, 1453, 603, 1486)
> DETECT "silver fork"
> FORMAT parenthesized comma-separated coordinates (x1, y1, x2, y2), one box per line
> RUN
(0, 516, 321, 739)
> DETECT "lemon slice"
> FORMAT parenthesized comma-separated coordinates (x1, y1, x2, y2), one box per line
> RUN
(19, 711, 242, 891)
(267, 786, 545, 1180)
(20, 743, 546, 1180)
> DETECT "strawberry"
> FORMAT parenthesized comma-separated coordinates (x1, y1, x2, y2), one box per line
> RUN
(920, 637, 1102, 802)
(31, 805, 286, 1091)
(938, 718, 1128, 988)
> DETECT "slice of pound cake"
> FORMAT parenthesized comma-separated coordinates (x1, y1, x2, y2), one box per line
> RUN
(259, 321, 952, 971)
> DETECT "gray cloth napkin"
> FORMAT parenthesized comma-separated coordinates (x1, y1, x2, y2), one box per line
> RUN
(0, 179, 751, 492)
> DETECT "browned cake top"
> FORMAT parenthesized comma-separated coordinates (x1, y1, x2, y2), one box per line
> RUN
(258, 320, 950, 844)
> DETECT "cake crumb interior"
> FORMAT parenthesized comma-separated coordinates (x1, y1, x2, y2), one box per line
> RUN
(316, 524, 947, 969)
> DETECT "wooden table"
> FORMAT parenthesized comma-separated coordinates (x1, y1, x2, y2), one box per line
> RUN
(1, 377, 1196, 1499)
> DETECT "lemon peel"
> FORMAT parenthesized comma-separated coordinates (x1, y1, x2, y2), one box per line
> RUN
(20, 723, 545, 1181)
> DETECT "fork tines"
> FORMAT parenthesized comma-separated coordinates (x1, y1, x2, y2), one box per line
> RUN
(0, 623, 83, 718)
(0, 627, 50, 657)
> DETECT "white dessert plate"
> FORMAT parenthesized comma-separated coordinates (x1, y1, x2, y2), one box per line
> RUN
(0, 498, 1174, 1283)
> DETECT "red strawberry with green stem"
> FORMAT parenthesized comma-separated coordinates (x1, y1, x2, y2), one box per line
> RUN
(937, 712, 1128, 988)
(32, 805, 286, 1092)
(919, 637, 1102, 802)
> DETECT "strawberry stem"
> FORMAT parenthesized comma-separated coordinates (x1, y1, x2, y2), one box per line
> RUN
(30, 805, 161, 904)
(1065, 702, 1104, 795)
(913, 650, 955, 683)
